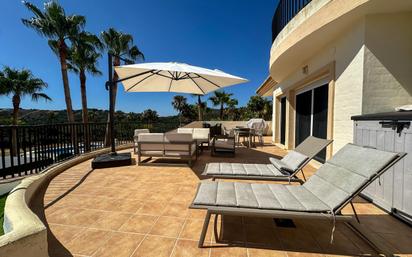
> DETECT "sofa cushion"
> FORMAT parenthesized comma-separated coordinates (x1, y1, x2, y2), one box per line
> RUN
(139, 143, 164, 151)
(138, 133, 164, 142)
(165, 133, 193, 142)
(193, 128, 210, 140)
(177, 128, 194, 134)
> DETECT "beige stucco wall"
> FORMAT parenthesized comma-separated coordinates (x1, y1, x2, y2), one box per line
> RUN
(362, 12, 412, 114)
(273, 18, 366, 153)
(271, 10, 412, 154)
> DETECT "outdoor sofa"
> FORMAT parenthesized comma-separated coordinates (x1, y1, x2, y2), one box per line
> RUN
(133, 129, 150, 154)
(177, 128, 210, 150)
(190, 143, 406, 255)
(203, 136, 332, 183)
(137, 132, 197, 166)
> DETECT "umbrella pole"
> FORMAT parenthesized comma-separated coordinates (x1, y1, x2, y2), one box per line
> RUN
(91, 53, 132, 169)
(108, 53, 116, 154)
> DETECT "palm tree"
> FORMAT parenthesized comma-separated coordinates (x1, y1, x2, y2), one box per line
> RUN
(0, 67, 51, 125)
(209, 90, 233, 120)
(192, 94, 206, 121)
(68, 32, 102, 124)
(101, 28, 144, 145)
(226, 98, 238, 120)
(0, 67, 51, 156)
(172, 95, 187, 125)
(22, 1, 85, 122)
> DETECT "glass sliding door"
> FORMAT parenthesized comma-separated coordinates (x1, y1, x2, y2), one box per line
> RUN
(280, 97, 286, 145)
(312, 85, 329, 161)
(295, 90, 312, 147)
(295, 83, 329, 162)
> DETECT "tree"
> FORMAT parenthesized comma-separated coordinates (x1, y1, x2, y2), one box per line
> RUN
(0, 67, 51, 156)
(181, 104, 198, 123)
(209, 90, 233, 120)
(22, 1, 85, 122)
(171, 95, 187, 125)
(141, 109, 159, 124)
(226, 98, 238, 120)
(192, 94, 206, 121)
(101, 28, 144, 145)
(246, 95, 273, 119)
(68, 32, 102, 124)
(0, 67, 51, 125)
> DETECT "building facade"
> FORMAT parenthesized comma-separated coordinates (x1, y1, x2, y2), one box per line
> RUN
(257, 0, 412, 161)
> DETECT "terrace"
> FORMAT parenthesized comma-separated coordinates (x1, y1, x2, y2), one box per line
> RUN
(28, 138, 411, 257)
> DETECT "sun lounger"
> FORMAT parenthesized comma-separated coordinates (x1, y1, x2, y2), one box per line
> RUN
(203, 136, 332, 183)
(191, 144, 406, 255)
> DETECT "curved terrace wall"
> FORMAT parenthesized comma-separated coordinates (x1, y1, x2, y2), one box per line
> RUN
(0, 144, 132, 257)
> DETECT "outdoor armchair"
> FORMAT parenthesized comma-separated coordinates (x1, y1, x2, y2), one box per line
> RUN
(203, 136, 332, 183)
(190, 144, 406, 255)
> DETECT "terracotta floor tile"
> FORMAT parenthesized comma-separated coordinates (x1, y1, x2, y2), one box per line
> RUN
(187, 209, 207, 220)
(119, 214, 158, 233)
(171, 239, 210, 257)
(137, 200, 167, 216)
(211, 246, 248, 257)
(43, 141, 412, 256)
(217, 220, 245, 244)
(69, 209, 107, 227)
(180, 218, 212, 242)
(92, 232, 144, 257)
(247, 248, 287, 257)
(46, 207, 83, 225)
(149, 216, 185, 237)
(116, 199, 145, 213)
(89, 212, 132, 230)
(65, 228, 112, 256)
(245, 224, 281, 247)
(286, 252, 325, 257)
(162, 202, 190, 218)
(49, 224, 85, 245)
(131, 235, 176, 257)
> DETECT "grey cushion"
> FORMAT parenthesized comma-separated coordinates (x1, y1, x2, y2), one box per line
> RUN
(205, 163, 287, 177)
(303, 144, 398, 209)
(272, 150, 308, 173)
(193, 181, 330, 212)
(194, 144, 399, 212)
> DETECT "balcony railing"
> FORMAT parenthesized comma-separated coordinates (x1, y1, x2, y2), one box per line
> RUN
(272, 0, 312, 42)
(0, 121, 180, 179)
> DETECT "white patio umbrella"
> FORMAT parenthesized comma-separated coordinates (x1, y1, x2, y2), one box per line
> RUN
(114, 62, 248, 94)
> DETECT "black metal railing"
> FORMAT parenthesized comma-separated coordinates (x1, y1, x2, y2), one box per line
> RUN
(0, 121, 180, 179)
(272, 0, 312, 42)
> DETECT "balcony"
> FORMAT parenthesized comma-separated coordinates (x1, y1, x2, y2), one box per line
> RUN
(271, 0, 312, 43)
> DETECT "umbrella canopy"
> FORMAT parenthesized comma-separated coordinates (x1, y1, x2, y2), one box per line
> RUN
(114, 62, 248, 95)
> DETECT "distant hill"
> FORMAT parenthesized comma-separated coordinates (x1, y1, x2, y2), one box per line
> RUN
(0, 108, 177, 125)
(0, 107, 225, 125)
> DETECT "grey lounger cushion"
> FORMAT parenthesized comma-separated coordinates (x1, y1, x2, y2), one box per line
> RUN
(270, 150, 308, 174)
(206, 163, 288, 176)
(194, 144, 398, 212)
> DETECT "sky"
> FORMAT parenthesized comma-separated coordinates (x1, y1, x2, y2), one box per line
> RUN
(0, 0, 277, 116)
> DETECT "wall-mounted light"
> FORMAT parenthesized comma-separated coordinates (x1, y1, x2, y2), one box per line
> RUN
(302, 65, 309, 75)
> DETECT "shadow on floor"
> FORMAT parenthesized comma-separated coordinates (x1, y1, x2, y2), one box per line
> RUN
(30, 179, 74, 257)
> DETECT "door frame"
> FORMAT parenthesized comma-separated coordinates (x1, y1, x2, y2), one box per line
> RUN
(275, 62, 335, 160)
